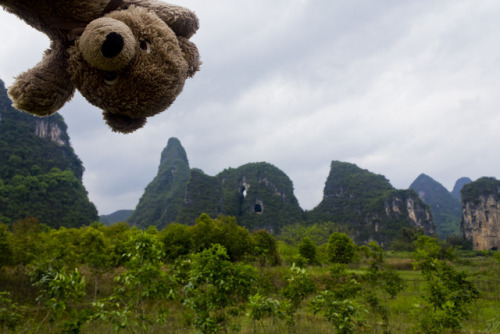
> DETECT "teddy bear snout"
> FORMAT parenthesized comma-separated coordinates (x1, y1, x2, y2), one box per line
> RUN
(102, 32, 124, 58)
(79, 17, 137, 72)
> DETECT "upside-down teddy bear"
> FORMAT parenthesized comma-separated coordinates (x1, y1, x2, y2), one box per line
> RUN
(0, 0, 200, 133)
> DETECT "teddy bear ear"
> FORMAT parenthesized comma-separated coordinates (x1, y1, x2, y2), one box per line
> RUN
(178, 37, 201, 78)
(102, 111, 147, 133)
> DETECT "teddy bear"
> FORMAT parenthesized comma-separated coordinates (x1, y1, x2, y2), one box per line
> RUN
(0, 0, 200, 133)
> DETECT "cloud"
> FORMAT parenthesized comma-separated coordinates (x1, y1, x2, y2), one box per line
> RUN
(2, 0, 500, 214)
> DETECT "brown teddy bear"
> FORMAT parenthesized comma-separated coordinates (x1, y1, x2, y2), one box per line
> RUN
(0, 0, 200, 133)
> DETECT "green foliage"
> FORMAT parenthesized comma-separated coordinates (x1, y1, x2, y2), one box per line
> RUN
(189, 214, 254, 261)
(328, 232, 357, 264)
(413, 235, 454, 261)
(282, 264, 316, 323)
(92, 232, 172, 332)
(389, 227, 424, 251)
(298, 237, 317, 265)
(0, 224, 12, 267)
(0, 168, 97, 228)
(279, 222, 350, 246)
(361, 242, 404, 332)
(310, 292, 366, 334)
(0, 209, 497, 333)
(246, 293, 287, 332)
(29, 264, 86, 332)
(0, 291, 24, 332)
(159, 222, 192, 262)
(183, 244, 259, 333)
(413, 242, 481, 333)
(252, 229, 281, 266)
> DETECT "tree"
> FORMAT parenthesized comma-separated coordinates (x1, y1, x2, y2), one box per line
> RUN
(328, 232, 356, 264)
(413, 241, 480, 333)
(252, 229, 281, 266)
(183, 244, 259, 333)
(160, 222, 192, 262)
(298, 237, 317, 265)
(0, 224, 12, 267)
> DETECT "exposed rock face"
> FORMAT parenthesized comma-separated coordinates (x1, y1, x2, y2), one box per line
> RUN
(461, 177, 500, 250)
(35, 118, 68, 146)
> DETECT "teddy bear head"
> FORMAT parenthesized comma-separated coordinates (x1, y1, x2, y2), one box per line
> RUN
(67, 5, 200, 133)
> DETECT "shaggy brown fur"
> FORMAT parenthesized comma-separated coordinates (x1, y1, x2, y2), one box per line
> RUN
(0, 0, 200, 133)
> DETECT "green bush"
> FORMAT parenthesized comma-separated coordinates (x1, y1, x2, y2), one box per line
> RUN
(328, 232, 357, 264)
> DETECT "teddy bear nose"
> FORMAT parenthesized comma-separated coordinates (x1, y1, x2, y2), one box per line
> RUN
(102, 32, 124, 58)
(79, 17, 136, 71)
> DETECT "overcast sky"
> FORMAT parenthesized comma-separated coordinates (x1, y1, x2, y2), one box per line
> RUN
(1, 0, 500, 215)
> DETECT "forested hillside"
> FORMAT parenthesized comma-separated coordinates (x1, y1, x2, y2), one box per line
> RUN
(130, 138, 303, 232)
(307, 161, 434, 246)
(0, 79, 98, 227)
(129, 141, 433, 246)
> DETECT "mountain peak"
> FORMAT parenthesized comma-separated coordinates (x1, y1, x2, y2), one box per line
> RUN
(160, 137, 188, 166)
(410, 173, 461, 238)
(452, 177, 472, 200)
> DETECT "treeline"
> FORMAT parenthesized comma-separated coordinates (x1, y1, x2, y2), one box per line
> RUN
(0, 214, 497, 333)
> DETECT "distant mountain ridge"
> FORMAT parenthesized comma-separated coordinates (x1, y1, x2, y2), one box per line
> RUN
(0, 79, 97, 228)
(129, 138, 434, 245)
(410, 174, 463, 238)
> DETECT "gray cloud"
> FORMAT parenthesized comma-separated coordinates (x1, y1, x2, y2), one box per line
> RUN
(2, 0, 500, 214)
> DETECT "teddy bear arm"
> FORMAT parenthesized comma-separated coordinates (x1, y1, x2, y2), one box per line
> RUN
(130, 0, 199, 38)
(8, 46, 75, 116)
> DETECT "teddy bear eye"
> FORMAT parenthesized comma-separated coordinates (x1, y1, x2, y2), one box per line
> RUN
(139, 40, 151, 53)
(103, 72, 119, 86)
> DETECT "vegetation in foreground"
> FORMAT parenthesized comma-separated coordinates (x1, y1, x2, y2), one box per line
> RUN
(0, 214, 499, 333)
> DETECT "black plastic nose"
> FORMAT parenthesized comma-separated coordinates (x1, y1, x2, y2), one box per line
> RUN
(101, 32, 124, 58)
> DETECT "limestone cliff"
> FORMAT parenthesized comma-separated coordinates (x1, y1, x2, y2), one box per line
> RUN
(461, 177, 500, 250)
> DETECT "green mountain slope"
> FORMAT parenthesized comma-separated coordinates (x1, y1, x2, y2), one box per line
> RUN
(0, 79, 97, 227)
(410, 173, 461, 238)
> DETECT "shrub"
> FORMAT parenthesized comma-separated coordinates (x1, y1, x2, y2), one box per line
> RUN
(328, 232, 357, 264)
